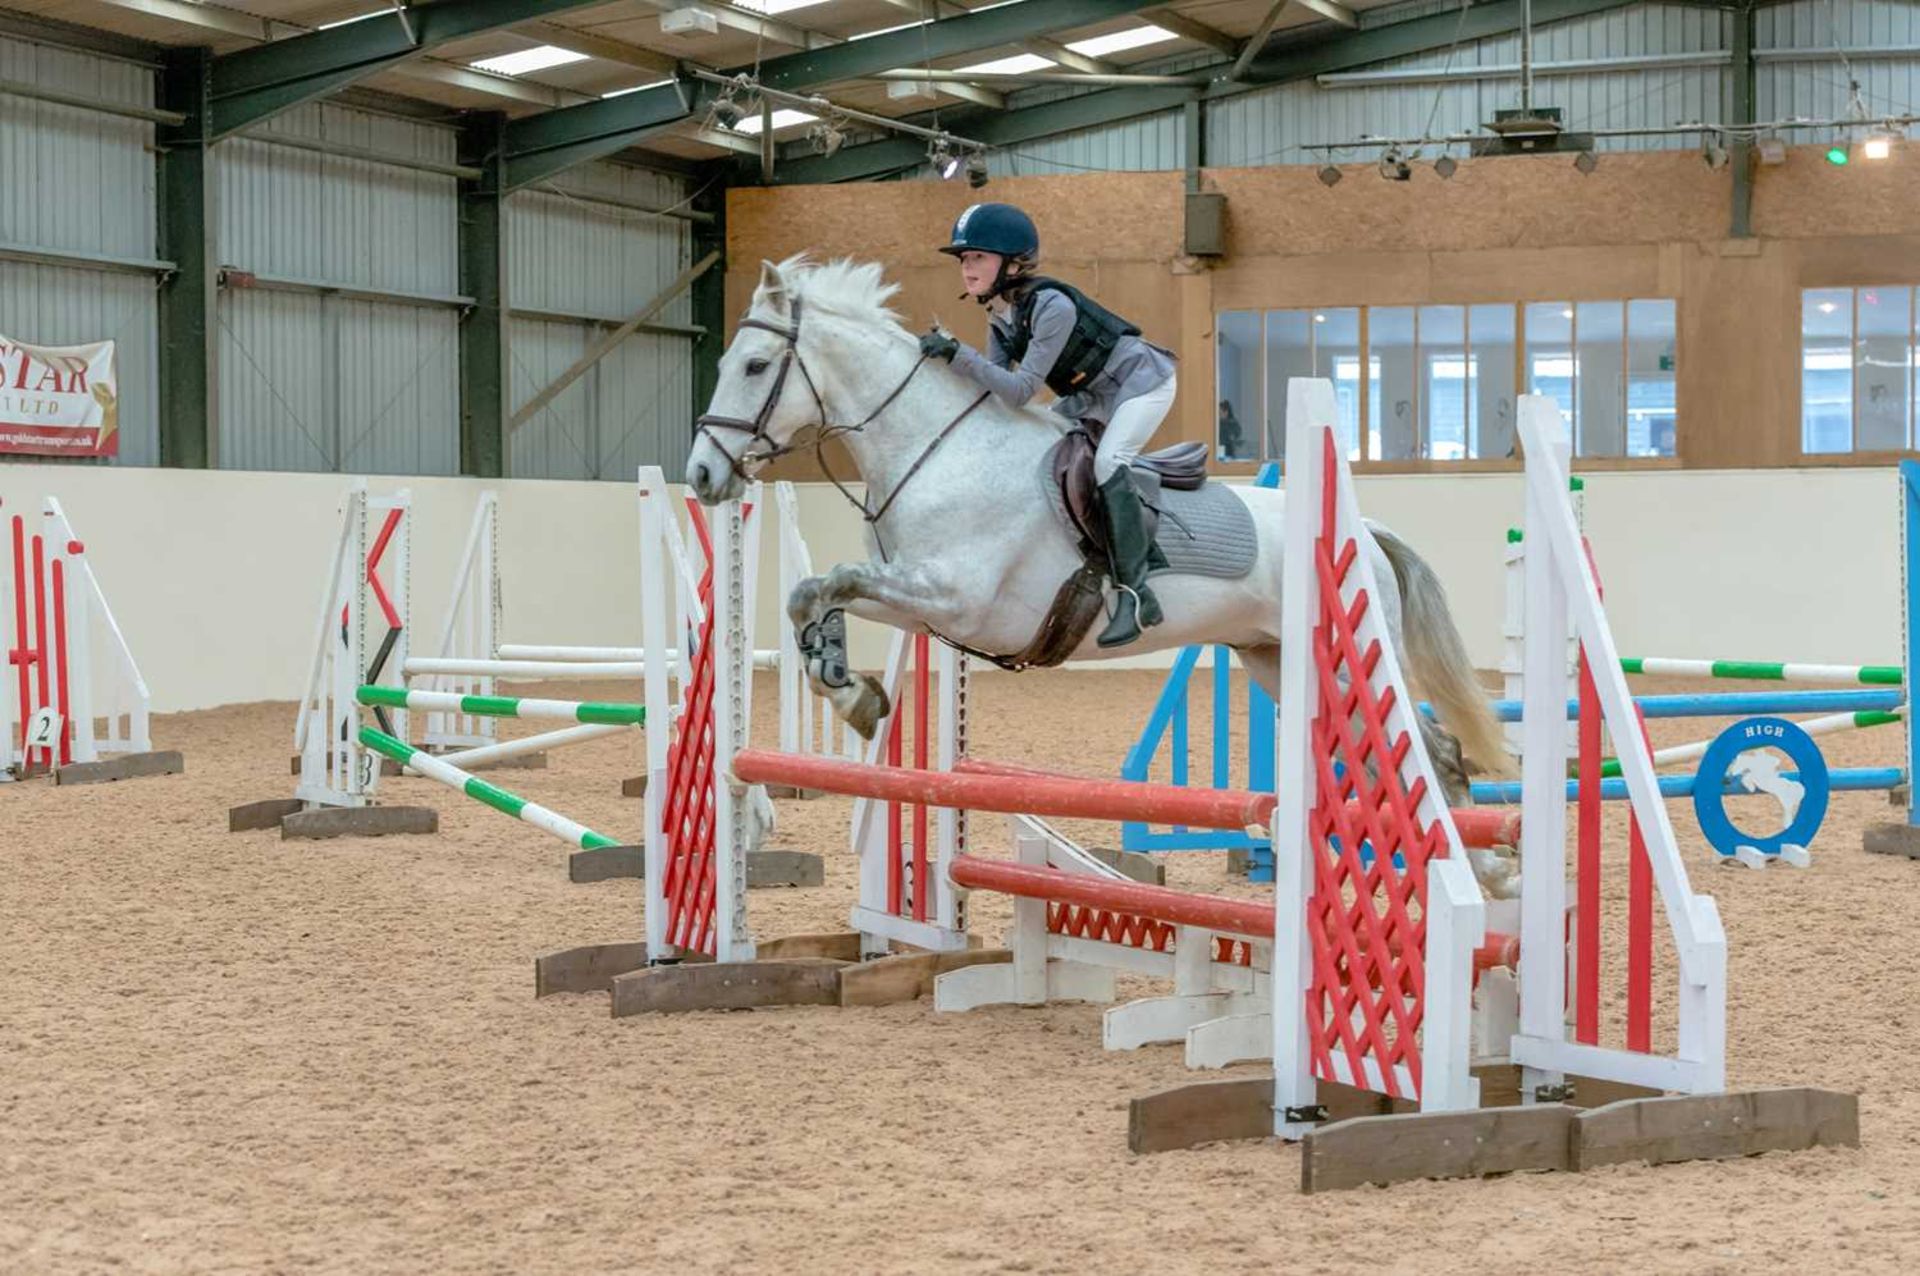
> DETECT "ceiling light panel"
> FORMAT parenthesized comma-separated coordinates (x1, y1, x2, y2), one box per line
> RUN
(731, 108, 822, 135)
(1065, 26, 1174, 58)
(954, 53, 1057, 75)
(471, 46, 591, 77)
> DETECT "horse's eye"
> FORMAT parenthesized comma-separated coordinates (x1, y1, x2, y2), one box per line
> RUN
(745, 358, 770, 375)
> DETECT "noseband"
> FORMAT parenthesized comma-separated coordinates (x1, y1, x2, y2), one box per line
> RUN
(693, 293, 990, 561)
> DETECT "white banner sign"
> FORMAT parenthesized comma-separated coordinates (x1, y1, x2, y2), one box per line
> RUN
(0, 335, 119, 457)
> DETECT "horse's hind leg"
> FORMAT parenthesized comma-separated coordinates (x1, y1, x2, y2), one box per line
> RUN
(788, 560, 960, 740)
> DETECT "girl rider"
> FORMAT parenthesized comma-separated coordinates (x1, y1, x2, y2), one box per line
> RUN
(916, 203, 1177, 649)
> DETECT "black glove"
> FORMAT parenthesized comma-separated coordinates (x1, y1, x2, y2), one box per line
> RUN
(919, 330, 960, 363)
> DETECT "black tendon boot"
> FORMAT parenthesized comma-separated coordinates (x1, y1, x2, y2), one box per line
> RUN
(1095, 468, 1164, 648)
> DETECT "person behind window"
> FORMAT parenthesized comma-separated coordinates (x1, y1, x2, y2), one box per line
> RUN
(1217, 398, 1245, 461)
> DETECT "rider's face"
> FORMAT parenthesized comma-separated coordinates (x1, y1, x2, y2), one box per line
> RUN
(958, 250, 1003, 297)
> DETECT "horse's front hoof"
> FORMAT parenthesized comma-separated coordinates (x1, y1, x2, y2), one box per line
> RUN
(840, 674, 892, 739)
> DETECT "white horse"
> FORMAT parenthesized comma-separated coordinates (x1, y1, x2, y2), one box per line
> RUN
(685, 256, 1507, 808)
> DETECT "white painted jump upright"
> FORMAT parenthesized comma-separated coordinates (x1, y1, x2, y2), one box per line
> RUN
(1264, 381, 1726, 1135)
(1510, 398, 1727, 1095)
(2, 495, 156, 779)
(294, 482, 412, 810)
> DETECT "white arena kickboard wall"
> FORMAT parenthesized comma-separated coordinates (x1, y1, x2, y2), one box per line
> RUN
(0, 461, 1898, 714)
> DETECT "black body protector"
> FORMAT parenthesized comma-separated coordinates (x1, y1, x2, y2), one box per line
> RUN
(1001, 277, 1142, 400)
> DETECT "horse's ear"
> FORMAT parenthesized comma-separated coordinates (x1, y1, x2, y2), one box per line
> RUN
(754, 259, 790, 317)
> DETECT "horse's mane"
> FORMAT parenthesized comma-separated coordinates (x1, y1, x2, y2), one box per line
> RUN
(770, 254, 911, 339)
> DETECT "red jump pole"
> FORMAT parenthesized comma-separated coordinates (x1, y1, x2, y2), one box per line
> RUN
(9, 514, 29, 760)
(950, 853, 1519, 975)
(950, 756, 1521, 849)
(912, 633, 930, 923)
(736, 750, 1276, 831)
(30, 533, 50, 769)
(951, 853, 1273, 936)
(51, 557, 71, 766)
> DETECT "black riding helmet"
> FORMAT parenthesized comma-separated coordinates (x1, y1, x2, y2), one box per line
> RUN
(940, 203, 1039, 302)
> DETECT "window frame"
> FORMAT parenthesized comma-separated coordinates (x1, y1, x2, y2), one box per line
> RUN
(1210, 297, 1682, 473)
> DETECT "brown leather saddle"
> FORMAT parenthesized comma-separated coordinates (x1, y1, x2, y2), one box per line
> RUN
(1048, 426, 1209, 562)
(930, 427, 1211, 674)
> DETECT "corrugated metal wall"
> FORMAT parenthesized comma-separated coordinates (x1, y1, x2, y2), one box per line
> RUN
(1208, 3, 1731, 166)
(214, 103, 462, 475)
(0, 34, 161, 465)
(1758, 0, 1920, 142)
(506, 162, 693, 481)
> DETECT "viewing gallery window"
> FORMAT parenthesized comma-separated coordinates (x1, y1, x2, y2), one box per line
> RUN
(1215, 299, 1678, 464)
(1802, 286, 1918, 455)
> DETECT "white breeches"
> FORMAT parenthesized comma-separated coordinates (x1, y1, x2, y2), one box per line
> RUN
(1094, 373, 1178, 482)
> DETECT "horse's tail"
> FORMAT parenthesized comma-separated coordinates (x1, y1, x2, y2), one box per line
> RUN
(1371, 527, 1515, 781)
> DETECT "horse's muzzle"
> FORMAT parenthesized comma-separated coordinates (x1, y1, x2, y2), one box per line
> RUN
(685, 454, 743, 505)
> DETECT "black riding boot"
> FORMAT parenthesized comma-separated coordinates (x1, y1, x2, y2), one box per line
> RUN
(1096, 468, 1164, 648)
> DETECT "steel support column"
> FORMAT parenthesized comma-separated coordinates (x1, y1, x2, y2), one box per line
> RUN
(156, 48, 215, 469)
(460, 112, 510, 478)
(690, 169, 728, 429)
(1731, 3, 1756, 239)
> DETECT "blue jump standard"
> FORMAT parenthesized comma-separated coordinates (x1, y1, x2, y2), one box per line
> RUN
(1469, 766, 1905, 805)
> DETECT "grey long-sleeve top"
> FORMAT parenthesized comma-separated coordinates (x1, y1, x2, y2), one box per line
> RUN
(949, 289, 1175, 426)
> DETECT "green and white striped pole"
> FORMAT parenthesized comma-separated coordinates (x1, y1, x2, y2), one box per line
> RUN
(357, 685, 644, 726)
(1599, 703, 1906, 778)
(1618, 658, 1903, 687)
(357, 726, 622, 851)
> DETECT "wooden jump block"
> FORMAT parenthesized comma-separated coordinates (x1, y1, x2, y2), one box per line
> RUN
(1128, 1076, 1276, 1155)
(610, 958, 846, 1016)
(1085, 846, 1164, 885)
(567, 846, 647, 883)
(55, 750, 184, 786)
(567, 848, 825, 887)
(279, 805, 439, 840)
(1865, 823, 1920, 859)
(1301, 1105, 1577, 1193)
(1127, 1075, 1401, 1155)
(755, 932, 863, 961)
(620, 775, 647, 798)
(534, 942, 653, 997)
(1572, 1087, 1859, 1171)
(839, 948, 1011, 1007)
(228, 797, 306, 833)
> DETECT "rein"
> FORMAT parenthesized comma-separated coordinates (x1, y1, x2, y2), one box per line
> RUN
(694, 295, 990, 562)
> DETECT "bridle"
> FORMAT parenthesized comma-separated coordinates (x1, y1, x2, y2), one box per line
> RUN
(693, 293, 990, 561)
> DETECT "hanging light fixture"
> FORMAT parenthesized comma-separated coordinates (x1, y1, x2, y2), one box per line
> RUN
(1702, 139, 1730, 170)
(1433, 154, 1458, 179)
(1377, 147, 1412, 181)
(1317, 163, 1343, 187)
(709, 93, 746, 132)
(807, 121, 845, 157)
(1573, 149, 1598, 174)
(1863, 129, 1898, 160)
(965, 150, 990, 189)
(929, 138, 962, 180)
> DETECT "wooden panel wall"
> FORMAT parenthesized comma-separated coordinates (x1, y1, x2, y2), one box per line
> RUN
(723, 143, 1920, 476)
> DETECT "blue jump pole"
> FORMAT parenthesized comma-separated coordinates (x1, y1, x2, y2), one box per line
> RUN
(1432, 688, 1907, 724)
(1470, 765, 1905, 805)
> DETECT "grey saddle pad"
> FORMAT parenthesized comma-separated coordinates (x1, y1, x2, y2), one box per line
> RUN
(1041, 463, 1261, 581)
